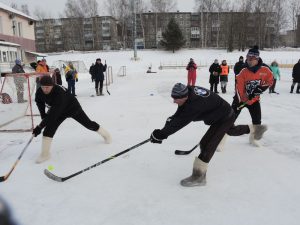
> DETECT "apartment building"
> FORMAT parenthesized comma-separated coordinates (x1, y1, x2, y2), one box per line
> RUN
(35, 11, 279, 52)
(0, 3, 37, 70)
(35, 16, 119, 52)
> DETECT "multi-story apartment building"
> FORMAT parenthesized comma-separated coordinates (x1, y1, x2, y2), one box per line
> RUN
(35, 11, 278, 52)
(0, 3, 37, 71)
(35, 16, 119, 53)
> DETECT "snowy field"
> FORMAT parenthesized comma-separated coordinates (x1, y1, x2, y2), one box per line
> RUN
(1, 49, 300, 225)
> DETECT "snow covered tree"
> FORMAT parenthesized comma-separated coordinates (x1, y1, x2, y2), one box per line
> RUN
(160, 18, 186, 53)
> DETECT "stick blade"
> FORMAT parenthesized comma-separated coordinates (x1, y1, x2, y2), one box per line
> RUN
(174, 150, 191, 155)
(44, 169, 64, 182)
(0, 176, 6, 182)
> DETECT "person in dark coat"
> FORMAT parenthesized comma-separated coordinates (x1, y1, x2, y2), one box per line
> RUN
(234, 56, 246, 76)
(52, 68, 62, 85)
(12, 59, 26, 103)
(149, 83, 262, 187)
(91, 58, 107, 96)
(209, 59, 222, 93)
(32, 75, 112, 163)
(291, 59, 300, 93)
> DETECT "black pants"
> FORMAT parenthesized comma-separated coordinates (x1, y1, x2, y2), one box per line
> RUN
(95, 80, 104, 90)
(199, 111, 250, 163)
(232, 97, 261, 125)
(43, 109, 100, 138)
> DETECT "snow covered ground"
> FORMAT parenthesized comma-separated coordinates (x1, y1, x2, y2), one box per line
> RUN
(1, 49, 300, 225)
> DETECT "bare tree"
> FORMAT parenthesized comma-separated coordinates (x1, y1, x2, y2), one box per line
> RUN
(10, 3, 18, 10)
(64, 0, 99, 18)
(33, 8, 52, 20)
(149, 0, 177, 13)
(21, 4, 30, 16)
(287, 0, 300, 31)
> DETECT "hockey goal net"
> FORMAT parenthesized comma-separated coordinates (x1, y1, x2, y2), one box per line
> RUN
(0, 72, 50, 132)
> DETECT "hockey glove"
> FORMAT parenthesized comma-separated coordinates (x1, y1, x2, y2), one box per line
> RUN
(32, 125, 42, 137)
(248, 86, 264, 100)
(150, 129, 166, 144)
(76, 78, 78, 82)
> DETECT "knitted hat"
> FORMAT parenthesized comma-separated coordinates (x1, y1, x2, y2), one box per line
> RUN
(171, 83, 188, 99)
(15, 59, 21, 65)
(247, 45, 260, 58)
(40, 75, 54, 86)
(239, 56, 244, 60)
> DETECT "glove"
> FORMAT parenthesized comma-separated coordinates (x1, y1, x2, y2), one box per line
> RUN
(150, 129, 166, 144)
(76, 78, 78, 82)
(248, 86, 263, 100)
(32, 125, 42, 137)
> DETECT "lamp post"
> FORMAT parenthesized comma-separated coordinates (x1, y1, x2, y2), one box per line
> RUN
(132, 0, 138, 60)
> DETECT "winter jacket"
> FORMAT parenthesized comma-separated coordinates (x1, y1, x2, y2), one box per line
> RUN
(209, 63, 222, 84)
(159, 86, 233, 138)
(270, 65, 280, 80)
(36, 64, 49, 73)
(220, 64, 229, 76)
(234, 61, 246, 75)
(186, 62, 197, 77)
(292, 62, 300, 82)
(236, 58, 273, 105)
(35, 85, 82, 128)
(64, 65, 78, 81)
(92, 63, 107, 81)
(12, 64, 26, 84)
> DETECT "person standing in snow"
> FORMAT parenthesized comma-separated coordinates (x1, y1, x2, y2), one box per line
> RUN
(290, 59, 300, 93)
(12, 59, 26, 103)
(64, 62, 78, 96)
(232, 46, 273, 146)
(209, 59, 222, 93)
(91, 58, 107, 96)
(149, 83, 263, 187)
(186, 58, 197, 86)
(269, 61, 280, 94)
(234, 56, 246, 76)
(220, 59, 229, 93)
(32, 75, 112, 163)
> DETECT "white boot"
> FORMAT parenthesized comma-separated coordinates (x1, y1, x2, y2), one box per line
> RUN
(180, 157, 208, 187)
(36, 136, 52, 164)
(97, 127, 112, 144)
(249, 124, 268, 147)
(216, 134, 227, 152)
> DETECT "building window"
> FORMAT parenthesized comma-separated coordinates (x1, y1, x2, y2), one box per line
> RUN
(3, 51, 7, 62)
(18, 22, 23, 37)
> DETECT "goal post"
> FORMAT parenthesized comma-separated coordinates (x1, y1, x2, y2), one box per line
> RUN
(0, 72, 51, 132)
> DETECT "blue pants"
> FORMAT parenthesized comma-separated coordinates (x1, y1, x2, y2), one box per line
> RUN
(67, 80, 76, 96)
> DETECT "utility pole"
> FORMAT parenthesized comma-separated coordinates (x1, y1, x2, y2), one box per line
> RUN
(132, 0, 138, 60)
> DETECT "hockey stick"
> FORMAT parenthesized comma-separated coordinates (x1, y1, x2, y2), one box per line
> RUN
(174, 143, 199, 155)
(105, 60, 111, 95)
(0, 136, 34, 182)
(44, 139, 150, 182)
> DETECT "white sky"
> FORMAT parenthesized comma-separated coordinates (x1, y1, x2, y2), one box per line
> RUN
(0, 0, 197, 18)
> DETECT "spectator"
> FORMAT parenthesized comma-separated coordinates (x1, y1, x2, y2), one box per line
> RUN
(35, 58, 49, 90)
(64, 62, 78, 96)
(91, 58, 107, 96)
(290, 59, 300, 94)
(269, 61, 280, 94)
(12, 59, 26, 103)
(233, 56, 246, 76)
(52, 68, 62, 85)
(209, 59, 222, 93)
(186, 58, 197, 86)
(220, 60, 229, 93)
